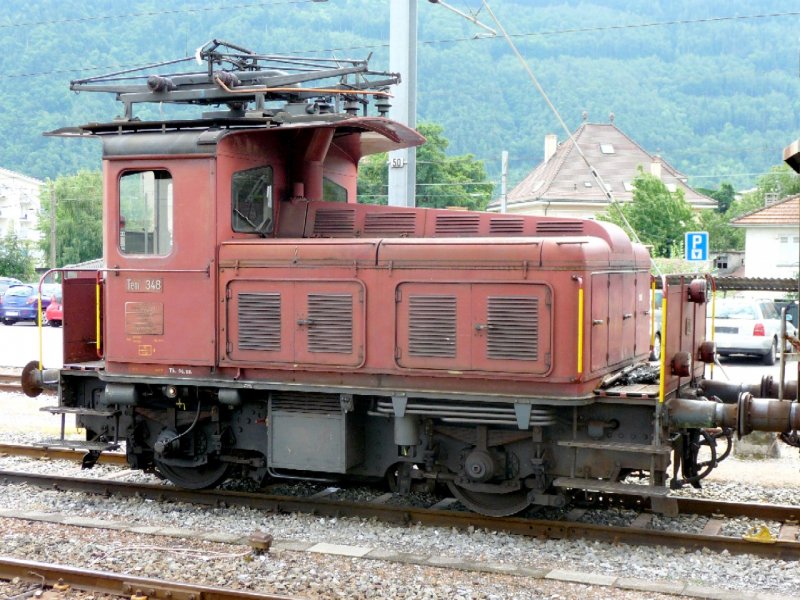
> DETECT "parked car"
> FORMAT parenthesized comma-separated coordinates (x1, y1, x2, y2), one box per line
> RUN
(707, 298, 797, 365)
(0, 284, 52, 325)
(649, 290, 663, 361)
(44, 287, 63, 327)
(0, 277, 22, 295)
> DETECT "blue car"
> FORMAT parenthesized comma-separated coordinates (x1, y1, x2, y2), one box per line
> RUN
(0, 284, 52, 325)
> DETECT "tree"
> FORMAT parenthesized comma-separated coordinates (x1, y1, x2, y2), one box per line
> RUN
(357, 122, 493, 210)
(38, 171, 103, 267)
(697, 182, 736, 214)
(600, 168, 696, 258)
(0, 231, 35, 280)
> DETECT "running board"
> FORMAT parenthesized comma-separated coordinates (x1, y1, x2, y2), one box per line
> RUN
(39, 406, 118, 417)
(34, 439, 120, 453)
(557, 440, 671, 455)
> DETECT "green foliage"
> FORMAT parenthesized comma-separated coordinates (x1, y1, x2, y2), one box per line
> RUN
(600, 168, 696, 258)
(0, 231, 35, 280)
(696, 208, 743, 253)
(38, 171, 103, 267)
(0, 0, 797, 195)
(697, 182, 736, 213)
(357, 122, 493, 210)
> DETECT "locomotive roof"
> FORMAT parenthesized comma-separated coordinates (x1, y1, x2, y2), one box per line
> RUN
(47, 115, 424, 158)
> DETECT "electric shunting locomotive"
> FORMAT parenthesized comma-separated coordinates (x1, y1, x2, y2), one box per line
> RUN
(23, 40, 800, 516)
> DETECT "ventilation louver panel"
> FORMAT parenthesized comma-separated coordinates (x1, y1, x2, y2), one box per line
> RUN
(271, 392, 341, 414)
(487, 296, 539, 360)
(435, 214, 481, 235)
(238, 293, 281, 351)
(409, 295, 457, 357)
(307, 293, 353, 353)
(313, 209, 356, 236)
(489, 218, 525, 234)
(363, 212, 417, 236)
(535, 221, 583, 235)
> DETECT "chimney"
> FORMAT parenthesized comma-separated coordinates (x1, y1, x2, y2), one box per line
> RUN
(650, 156, 662, 179)
(544, 134, 558, 162)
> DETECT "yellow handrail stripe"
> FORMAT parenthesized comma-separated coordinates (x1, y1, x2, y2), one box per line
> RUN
(577, 287, 584, 374)
(38, 294, 43, 370)
(658, 293, 667, 403)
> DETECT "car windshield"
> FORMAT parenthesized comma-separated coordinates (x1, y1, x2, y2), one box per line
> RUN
(715, 302, 757, 320)
(5, 285, 33, 297)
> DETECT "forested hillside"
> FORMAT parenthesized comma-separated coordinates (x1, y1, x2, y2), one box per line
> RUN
(1, 0, 798, 191)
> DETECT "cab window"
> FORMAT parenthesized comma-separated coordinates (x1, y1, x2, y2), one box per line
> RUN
(323, 177, 348, 203)
(119, 170, 173, 255)
(232, 166, 273, 234)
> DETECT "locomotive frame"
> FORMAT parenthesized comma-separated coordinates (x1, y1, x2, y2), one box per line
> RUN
(23, 40, 800, 516)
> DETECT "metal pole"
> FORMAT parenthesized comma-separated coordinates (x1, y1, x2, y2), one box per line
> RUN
(388, 0, 417, 208)
(500, 150, 508, 213)
(49, 184, 56, 269)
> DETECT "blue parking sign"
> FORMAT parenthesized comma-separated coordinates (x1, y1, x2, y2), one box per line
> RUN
(685, 231, 709, 261)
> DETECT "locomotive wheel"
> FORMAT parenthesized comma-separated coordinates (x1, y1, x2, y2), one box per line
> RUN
(155, 459, 230, 489)
(447, 482, 531, 517)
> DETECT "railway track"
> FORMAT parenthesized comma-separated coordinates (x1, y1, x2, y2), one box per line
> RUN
(0, 556, 297, 600)
(0, 464, 798, 561)
(0, 371, 22, 393)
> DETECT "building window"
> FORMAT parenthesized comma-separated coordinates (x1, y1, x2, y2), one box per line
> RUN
(600, 144, 615, 154)
(119, 170, 173, 256)
(623, 181, 633, 192)
(232, 166, 273, 234)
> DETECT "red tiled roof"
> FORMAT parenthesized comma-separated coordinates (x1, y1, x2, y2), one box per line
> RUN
(499, 122, 716, 210)
(731, 194, 800, 226)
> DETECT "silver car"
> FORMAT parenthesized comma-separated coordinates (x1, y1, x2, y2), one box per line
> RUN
(707, 298, 796, 365)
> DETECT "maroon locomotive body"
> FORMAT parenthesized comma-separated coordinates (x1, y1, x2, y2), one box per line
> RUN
(25, 42, 798, 515)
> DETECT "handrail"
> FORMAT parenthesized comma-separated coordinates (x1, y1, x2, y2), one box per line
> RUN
(573, 276, 584, 376)
(657, 275, 668, 404)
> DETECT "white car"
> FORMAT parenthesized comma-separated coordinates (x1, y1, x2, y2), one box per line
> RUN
(707, 298, 796, 365)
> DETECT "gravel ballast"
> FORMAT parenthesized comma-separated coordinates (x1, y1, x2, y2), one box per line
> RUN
(2, 391, 800, 599)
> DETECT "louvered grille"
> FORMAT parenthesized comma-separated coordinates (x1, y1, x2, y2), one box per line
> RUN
(408, 295, 457, 357)
(487, 297, 539, 360)
(313, 209, 356, 236)
(271, 392, 341, 414)
(435, 214, 480, 235)
(307, 293, 353, 353)
(490, 218, 525, 234)
(536, 221, 583, 235)
(237, 292, 281, 351)
(364, 212, 417, 236)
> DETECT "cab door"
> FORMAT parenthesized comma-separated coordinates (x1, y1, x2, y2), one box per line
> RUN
(104, 158, 217, 367)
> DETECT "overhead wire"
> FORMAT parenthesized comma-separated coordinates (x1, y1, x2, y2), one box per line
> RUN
(5, 8, 800, 78)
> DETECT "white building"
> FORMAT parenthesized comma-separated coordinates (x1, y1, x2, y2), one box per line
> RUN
(731, 194, 800, 279)
(0, 167, 45, 264)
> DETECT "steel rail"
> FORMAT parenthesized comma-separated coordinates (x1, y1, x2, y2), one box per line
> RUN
(3, 443, 798, 522)
(1, 470, 799, 560)
(0, 443, 128, 465)
(0, 556, 297, 600)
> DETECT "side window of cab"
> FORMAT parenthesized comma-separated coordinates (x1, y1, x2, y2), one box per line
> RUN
(232, 166, 273, 235)
(119, 170, 173, 256)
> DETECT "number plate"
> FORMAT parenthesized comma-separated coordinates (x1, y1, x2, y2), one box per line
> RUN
(5, 311, 18, 317)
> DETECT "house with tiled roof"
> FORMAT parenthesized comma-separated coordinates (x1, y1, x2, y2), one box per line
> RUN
(492, 116, 716, 218)
(731, 194, 800, 279)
